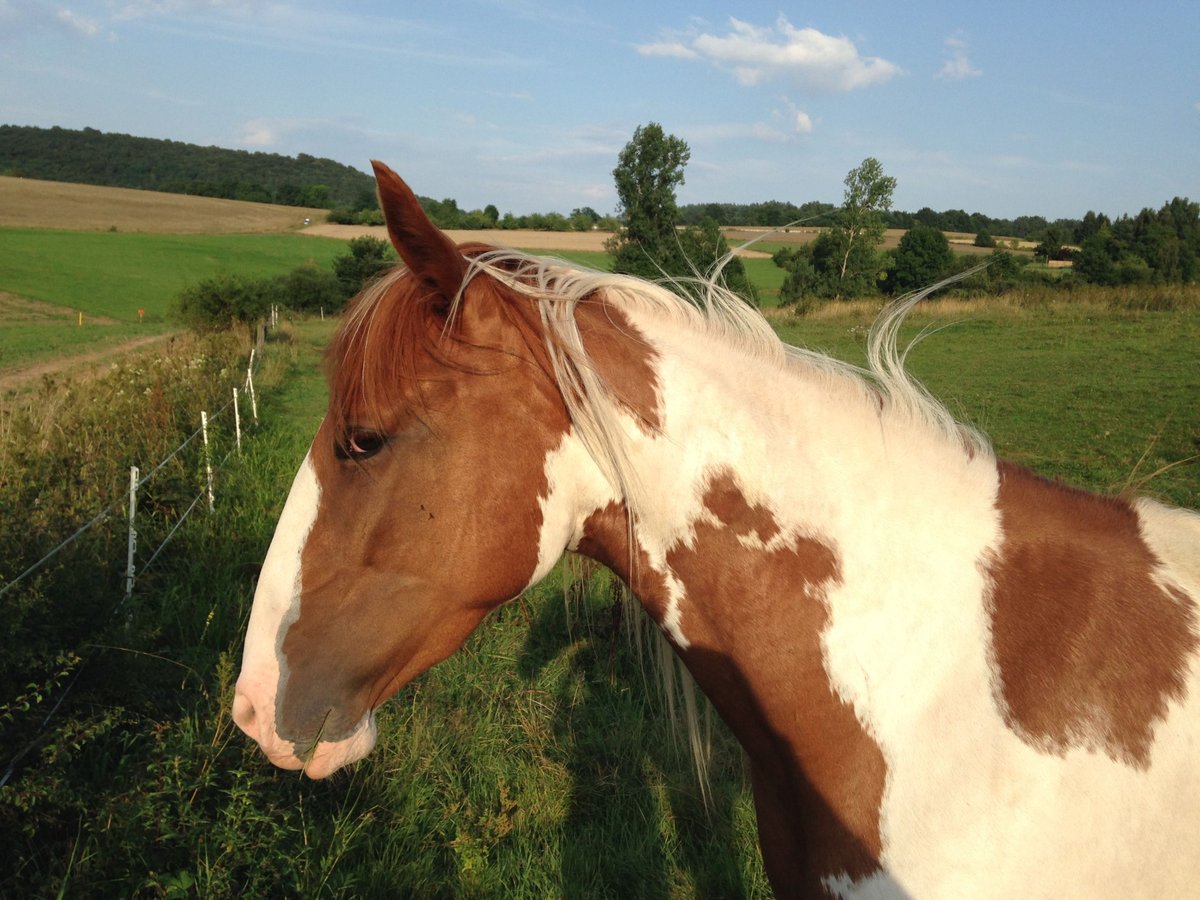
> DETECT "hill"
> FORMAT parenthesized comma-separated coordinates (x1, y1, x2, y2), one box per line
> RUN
(0, 124, 376, 210)
(0, 176, 327, 233)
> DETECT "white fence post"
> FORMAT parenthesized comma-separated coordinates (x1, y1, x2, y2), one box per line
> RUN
(233, 387, 242, 455)
(201, 411, 215, 511)
(244, 349, 259, 425)
(124, 466, 138, 604)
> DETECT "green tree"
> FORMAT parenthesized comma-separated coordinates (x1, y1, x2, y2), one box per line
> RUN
(887, 225, 953, 294)
(677, 217, 758, 305)
(609, 122, 691, 281)
(1033, 225, 1065, 262)
(333, 236, 397, 298)
(833, 157, 895, 297)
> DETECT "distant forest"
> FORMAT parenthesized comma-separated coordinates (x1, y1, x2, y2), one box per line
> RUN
(0, 124, 376, 210)
(678, 200, 1071, 242)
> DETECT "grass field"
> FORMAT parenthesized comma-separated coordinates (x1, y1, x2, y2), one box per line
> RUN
(1, 182, 1198, 895)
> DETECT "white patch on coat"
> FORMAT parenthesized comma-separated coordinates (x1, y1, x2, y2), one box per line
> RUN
(232, 451, 378, 776)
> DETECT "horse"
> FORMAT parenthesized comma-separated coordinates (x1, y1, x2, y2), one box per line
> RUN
(233, 161, 1200, 897)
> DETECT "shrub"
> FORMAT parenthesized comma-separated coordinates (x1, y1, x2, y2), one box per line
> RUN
(272, 264, 344, 314)
(333, 236, 397, 299)
(175, 274, 272, 332)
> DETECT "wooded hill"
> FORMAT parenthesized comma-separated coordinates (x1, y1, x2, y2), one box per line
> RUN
(0, 124, 376, 210)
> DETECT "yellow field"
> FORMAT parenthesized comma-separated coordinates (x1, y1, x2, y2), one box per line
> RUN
(0, 176, 327, 234)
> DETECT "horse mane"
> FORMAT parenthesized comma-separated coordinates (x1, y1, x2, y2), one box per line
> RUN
(328, 244, 992, 494)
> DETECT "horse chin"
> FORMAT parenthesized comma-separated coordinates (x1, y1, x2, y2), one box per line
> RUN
(291, 712, 378, 779)
(251, 711, 379, 779)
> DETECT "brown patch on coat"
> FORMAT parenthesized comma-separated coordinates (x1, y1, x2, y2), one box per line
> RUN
(578, 469, 887, 894)
(575, 300, 662, 432)
(986, 461, 1198, 767)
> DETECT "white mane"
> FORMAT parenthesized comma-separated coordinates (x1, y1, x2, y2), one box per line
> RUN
(457, 248, 992, 522)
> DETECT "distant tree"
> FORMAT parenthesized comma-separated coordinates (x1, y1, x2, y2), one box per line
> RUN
(886, 225, 953, 294)
(777, 249, 821, 311)
(677, 217, 758, 305)
(974, 228, 995, 248)
(1075, 228, 1119, 285)
(568, 206, 601, 231)
(300, 184, 332, 208)
(1033, 225, 1065, 262)
(1075, 210, 1110, 244)
(333, 236, 397, 298)
(609, 122, 691, 281)
(833, 157, 895, 297)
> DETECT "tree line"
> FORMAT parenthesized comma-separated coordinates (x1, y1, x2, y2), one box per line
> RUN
(0, 124, 377, 209)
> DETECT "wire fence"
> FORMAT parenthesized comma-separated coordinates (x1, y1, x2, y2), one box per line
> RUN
(0, 346, 266, 787)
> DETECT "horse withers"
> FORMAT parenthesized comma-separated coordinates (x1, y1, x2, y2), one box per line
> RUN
(233, 161, 1200, 897)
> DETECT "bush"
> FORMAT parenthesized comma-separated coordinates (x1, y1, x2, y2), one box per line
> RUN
(333, 236, 397, 299)
(272, 264, 344, 314)
(174, 274, 273, 332)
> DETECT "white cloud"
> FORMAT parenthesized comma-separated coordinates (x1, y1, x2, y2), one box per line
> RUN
(238, 118, 278, 147)
(56, 8, 107, 37)
(937, 34, 981, 80)
(636, 40, 698, 60)
(0, 2, 112, 40)
(637, 16, 901, 93)
(780, 97, 814, 134)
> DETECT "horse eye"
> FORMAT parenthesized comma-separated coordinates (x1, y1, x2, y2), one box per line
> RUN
(337, 429, 388, 461)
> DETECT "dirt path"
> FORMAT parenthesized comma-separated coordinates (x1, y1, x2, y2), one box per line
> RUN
(0, 332, 178, 393)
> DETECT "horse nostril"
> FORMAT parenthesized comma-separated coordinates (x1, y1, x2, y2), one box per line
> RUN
(231, 689, 258, 738)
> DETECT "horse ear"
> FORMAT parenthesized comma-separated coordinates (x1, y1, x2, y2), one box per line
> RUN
(371, 160, 467, 310)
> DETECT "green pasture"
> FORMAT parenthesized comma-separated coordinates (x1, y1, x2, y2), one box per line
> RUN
(0, 228, 345, 322)
(776, 305, 1199, 508)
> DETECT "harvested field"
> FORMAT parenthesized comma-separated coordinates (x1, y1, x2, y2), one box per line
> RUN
(304, 223, 771, 257)
(304, 222, 615, 251)
(0, 176, 327, 234)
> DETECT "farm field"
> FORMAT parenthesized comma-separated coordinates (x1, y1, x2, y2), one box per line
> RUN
(0, 175, 326, 233)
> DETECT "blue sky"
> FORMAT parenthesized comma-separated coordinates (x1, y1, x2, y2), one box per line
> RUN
(1, 1, 1197, 220)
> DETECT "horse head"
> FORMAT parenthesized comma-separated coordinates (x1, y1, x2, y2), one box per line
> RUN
(231, 162, 590, 776)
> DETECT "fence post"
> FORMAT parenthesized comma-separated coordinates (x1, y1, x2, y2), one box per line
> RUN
(233, 387, 242, 454)
(124, 466, 138, 604)
(244, 348, 259, 425)
(246, 368, 258, 425)
(201, 411, 215, 511)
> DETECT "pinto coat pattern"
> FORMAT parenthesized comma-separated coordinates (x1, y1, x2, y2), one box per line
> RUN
(233, 161, 1200, 898)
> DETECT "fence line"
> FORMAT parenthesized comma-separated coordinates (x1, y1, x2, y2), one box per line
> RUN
(0, 352, 261, 601)
(0, 345, 268, 787)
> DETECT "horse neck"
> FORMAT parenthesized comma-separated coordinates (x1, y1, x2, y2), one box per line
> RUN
(569, 303, 1005, 883)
